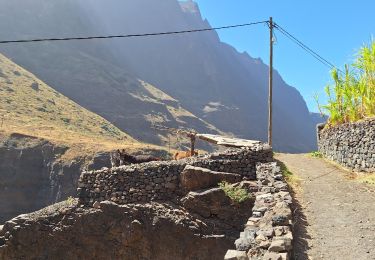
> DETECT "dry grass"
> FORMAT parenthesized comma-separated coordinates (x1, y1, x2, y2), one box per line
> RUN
(276, 159, 302, 191)
(0, 53, 166, 160)
(358, 174, 375, 185)
(141, 81, 176, 102)
(316, 155, 375, 187)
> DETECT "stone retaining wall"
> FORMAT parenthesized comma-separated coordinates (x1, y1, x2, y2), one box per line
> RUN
(77, 144, 272, 206)
(224, 162, 293, 260)
(317, 118, 375, 172)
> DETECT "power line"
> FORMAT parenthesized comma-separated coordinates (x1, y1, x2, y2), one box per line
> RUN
(0, 20, 268, 44)
(274, 22, 342, 73)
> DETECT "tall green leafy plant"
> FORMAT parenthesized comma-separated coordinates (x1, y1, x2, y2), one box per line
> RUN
(317, 40, 375, 125)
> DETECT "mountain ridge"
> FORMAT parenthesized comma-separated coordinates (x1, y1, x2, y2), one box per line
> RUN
(0, 0, 323, 152)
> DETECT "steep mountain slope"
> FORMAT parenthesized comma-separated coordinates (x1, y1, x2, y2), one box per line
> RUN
(0, 0, 322, 152)
(0, 0, 222, 149)
(0, 53, 133, 146)
(0, 53, 138, 222)
(81, 0, 319, 152)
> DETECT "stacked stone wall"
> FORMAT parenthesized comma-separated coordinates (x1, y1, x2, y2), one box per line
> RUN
(225, 162, 294, 259)
(78, 145, 272, 206)
(317, 118, 375, 172)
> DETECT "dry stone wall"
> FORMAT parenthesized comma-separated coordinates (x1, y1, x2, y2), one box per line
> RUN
(78, 145, 272, 206)
(317, 118, 375, 172)
(225, 162, 293, 260)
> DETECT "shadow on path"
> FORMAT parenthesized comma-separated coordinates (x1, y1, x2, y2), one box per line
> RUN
(289, 188, 310, 260)
(275, 159, 311, 260)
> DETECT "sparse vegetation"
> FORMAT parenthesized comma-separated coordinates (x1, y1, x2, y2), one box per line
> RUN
(358, 174, 375, 185)
(309, 151, 323, 158)
(66, 196, 76, 206)
(278, 161, 301, 190)
(0, 53, 168, 160)
(315, 40, 375, 125)
(219, 181, 250, 203)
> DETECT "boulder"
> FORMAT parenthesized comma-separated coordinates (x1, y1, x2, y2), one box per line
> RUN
(180, 165, 241, 191)
(87, 152, 112, 170)
(268, 237, 292, 253)
(224, 250, 249, 260)
(181, 188, 232, 218)
(0, 202, 234, 260)
(181, 188, 254, 228)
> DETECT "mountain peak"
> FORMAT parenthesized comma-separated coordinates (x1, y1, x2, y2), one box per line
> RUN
(179, 0, 202, 18)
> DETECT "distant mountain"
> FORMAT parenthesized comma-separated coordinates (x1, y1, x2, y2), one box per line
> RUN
(0, 0, 323, 152)
(310, 112, 328, 127)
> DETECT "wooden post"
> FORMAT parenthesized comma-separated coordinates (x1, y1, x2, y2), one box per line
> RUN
(189, 133, 196, 155)
(268, 17, 274, 146)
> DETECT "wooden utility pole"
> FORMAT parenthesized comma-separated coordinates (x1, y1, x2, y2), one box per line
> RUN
(152, 124, 197, 154)
(268, 17, 274, 146)
(188, 133, 196, 155)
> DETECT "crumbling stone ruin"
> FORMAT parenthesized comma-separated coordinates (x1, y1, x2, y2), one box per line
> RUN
(0, 143, 294, 260)
(318, 118, 375, 172)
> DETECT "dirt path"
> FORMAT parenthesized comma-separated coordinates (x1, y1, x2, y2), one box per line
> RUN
(276, 153, 375, 260)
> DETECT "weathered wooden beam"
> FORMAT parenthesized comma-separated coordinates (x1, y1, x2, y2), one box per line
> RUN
(196, 134, 261, 148)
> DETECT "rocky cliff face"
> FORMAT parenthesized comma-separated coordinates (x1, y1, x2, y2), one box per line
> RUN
(0, 133, 111, 224)
(0, 0, 324, 152)
(0, 199, 247, 260)
(0, 147, 295, 259)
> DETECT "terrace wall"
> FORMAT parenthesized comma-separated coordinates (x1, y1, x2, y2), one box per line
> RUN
(317, 118, 375, 172)
(77, 145, 273, 206)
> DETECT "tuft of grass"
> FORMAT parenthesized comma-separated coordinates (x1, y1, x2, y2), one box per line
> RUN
(219, 181, 250, 203)
(66, 196, 76, 206)
(309, 151, 323, 158)
(358, 174, 375, 186)
(278, 161, 301, 191)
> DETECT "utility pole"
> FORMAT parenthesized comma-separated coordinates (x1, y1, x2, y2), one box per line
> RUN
(188, 132, 196, 155)
(268, 17, 274, 146)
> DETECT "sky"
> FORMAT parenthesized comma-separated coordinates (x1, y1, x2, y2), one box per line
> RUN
(194, 0, 374, 112)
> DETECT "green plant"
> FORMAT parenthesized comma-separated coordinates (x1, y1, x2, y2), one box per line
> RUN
(277, 161, 301, 190)
(219, 181, 250, 203)
(316, 40, 375, 125)
(66, 196, 75, 206)
(309, 151, 323, 158)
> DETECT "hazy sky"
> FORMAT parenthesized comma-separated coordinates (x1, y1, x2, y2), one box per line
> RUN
(194, 0, 374, 112)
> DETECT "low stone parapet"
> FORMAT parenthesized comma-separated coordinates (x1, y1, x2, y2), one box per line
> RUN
(225, 162, 294, 260)
(317, 119, 375, 172)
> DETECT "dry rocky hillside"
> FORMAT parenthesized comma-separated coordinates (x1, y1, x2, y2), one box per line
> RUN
(0, 0, 325, 152)
(0, 53, 168, 223)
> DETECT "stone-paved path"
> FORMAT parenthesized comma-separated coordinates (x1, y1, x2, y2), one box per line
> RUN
(276, 153, 375, 260)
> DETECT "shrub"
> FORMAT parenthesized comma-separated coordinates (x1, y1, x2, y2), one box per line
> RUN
(66, 196, 75, 206)
(277, 161, 301, 190)
(219, 181, 250, 203)
(309, 151, 323, 158)
(315, 40, 375, 125)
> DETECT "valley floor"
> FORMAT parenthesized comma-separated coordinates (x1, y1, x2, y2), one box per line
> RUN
(276, 153, 375, 260)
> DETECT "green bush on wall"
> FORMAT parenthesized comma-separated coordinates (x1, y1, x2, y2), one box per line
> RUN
(315, 40, 375, 126)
